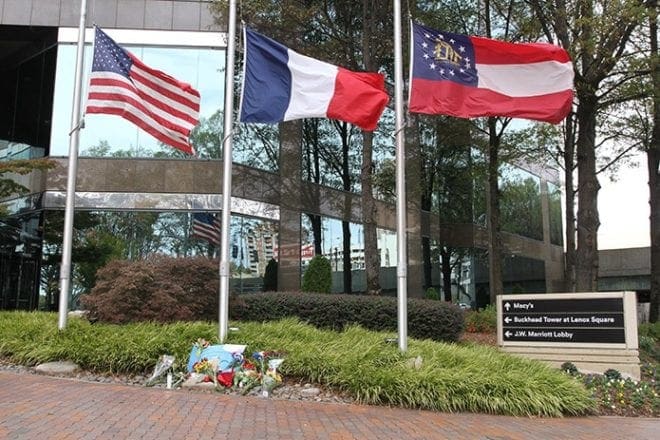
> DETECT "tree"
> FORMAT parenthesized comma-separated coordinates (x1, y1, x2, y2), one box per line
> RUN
(302, 119, 325, 255)
(262, 258, 278, 291)
(360, 0, 393, 295)
(0, 158, 55, 201)
(302, 255, 332, 293)
(646, 0, 659, 322)
(528, 0, 646, 291)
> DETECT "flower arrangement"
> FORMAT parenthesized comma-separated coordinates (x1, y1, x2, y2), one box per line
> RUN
(191, 357, 218, 384)
(233, 351, 285, 396)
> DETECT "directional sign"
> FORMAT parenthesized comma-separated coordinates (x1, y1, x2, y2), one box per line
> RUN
(501, 298, 622, 314)
(503, 313, 624, 328)
(502, 328, 626, 343)
(500, 296, 626, 345)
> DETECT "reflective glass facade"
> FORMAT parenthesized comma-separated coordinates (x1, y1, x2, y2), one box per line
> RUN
(0, 1, 566, 311)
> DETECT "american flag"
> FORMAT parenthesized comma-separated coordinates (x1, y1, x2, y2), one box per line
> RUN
(192, 212, 221, 246)
(85, 26, 200, 155)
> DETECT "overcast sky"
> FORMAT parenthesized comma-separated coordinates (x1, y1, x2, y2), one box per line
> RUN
(597, 154, 650, 250)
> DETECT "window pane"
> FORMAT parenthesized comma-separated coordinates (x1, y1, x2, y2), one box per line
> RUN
(50, 43, 224, 158)
(500, 164, 543, 240)
(548, 182, 563, 246)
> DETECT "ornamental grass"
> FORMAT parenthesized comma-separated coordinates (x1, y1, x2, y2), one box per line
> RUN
(0, 311, 595, 417)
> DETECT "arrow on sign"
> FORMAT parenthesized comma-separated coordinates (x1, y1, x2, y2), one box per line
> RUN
(505, 331, 512, 338)
(504, 316, 512, 324)
(504, 302, 511, 311)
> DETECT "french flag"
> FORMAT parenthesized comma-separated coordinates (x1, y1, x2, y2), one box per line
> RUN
(239, 27, 389, 131)
(409, 22, 574, 124)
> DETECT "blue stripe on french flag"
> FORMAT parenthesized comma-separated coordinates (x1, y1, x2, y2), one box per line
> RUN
(239, 27, 388, 131)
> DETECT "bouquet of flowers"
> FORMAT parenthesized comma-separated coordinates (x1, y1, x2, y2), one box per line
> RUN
(145, 354, 175, 387)
(191, 357, 218, 385)
(233, 351, 285, 396)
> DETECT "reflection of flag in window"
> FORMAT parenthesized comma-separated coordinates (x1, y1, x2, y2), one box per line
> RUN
(192, 213, 221, 246)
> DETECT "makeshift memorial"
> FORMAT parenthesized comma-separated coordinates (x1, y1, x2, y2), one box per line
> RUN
(187, 343, 245, 372)
(182, 339, 284, 395)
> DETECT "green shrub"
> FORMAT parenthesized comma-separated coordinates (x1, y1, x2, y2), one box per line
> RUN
(639, 322, 660, 340)
(560, 362, 578, 375)
(464, 304, 497, 333)
(603, 369, 622, 381)
(231, 292, 465, 342)
(639, 335, 660, 362)
(302, 255, 331, 293)
(81, 255, 243, 323)
(262, 258, 278, 292)
(424, 287, 439, 300)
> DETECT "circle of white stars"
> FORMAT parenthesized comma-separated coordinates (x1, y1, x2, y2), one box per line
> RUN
(420, 31, 474, 79)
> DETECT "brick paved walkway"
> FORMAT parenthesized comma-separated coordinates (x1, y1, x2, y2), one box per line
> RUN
(0, 371, 658, 439)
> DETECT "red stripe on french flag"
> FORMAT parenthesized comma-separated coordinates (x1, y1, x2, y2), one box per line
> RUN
(327, 68, 389, 132)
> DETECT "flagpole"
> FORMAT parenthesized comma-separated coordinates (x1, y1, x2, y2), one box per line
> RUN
(393, 0, 408, 351)
(219, 0, 237, 342)
(58, 0, 88, 330)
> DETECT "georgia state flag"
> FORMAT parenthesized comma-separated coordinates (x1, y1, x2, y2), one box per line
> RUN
(239, 27, 389, 131)
(409, 22, 574, 124)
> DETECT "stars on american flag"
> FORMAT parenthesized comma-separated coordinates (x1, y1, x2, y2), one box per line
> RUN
(91, 30, 132, 78)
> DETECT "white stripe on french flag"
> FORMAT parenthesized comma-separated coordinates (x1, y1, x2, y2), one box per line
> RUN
(239, 27, 388, 131)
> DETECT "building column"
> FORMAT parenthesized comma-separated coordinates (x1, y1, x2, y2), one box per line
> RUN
(277, 121, 302, 291)
(405, 123, 424, 297)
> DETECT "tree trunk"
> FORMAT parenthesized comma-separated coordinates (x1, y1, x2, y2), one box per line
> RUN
(422, 237, 432, 289)
(341, 123, 352, 294)
(563, 117, 577, 291)
(487, 118, 504, 305)
(360, 1, 381, 295)
(648, 143, 659, 323)
(342, 220, 352, 294)
(440, 247, 452, 302)
(361, 131, 381, 294)
(420, 149, 434, 291)
(308, 214, 322, 255)
(575, 93, 600, 291)
(303, 120, 322, 255)
(649, 0, 659, 323)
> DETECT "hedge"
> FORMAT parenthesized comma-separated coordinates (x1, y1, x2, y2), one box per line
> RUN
(230, 291, 464, 342)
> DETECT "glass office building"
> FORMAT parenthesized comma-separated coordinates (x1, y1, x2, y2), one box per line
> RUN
(0, 0, 565, 311)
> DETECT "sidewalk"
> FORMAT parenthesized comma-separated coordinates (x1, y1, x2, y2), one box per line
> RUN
(0, 371, 658, 439)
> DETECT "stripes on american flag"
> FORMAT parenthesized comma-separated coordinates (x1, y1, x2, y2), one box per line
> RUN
(192, 212, 221, 246)
(85, 26, 200, 155)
